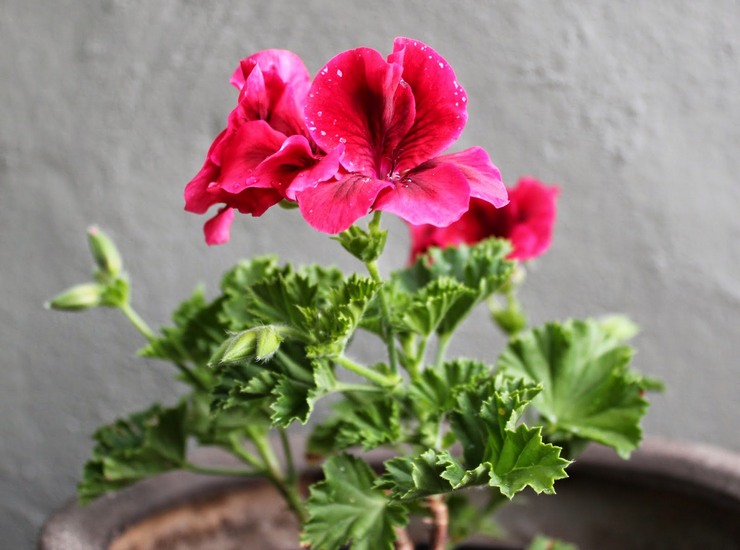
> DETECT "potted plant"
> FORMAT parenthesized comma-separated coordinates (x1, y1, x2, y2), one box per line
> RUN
(41, 37, 685, 549)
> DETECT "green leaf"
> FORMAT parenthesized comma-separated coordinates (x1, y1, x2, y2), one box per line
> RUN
(400, 278, 476, 336)
(301, 274, 380, 358)
(306, 391, 401, 455)
(302, 454, 408, 550)
(78, 403, 187, 503)
(410, 359, 491, 415)
(140, 287, 228, 371)
(485, 424, 569, 498)
(380, 376, 568, 503)
(270, 360, 336, 427)
(498, 319, 649, 458)
(528, 535, 579, 550)
(393, 238, 515, 336)
(332, 225, 388, 263)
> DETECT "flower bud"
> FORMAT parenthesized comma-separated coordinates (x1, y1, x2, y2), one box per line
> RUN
(46, 283, 103, 311)
(87, 226, 122, 277)
(255, 325, 283, 362)
(219, 329, 259, 364)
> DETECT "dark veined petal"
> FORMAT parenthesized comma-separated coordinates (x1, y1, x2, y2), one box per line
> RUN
(305, 47, 415, 178)
(297, 173, 392, 234)
(374, 162, 470, 226)
(387, 38, 468, 173)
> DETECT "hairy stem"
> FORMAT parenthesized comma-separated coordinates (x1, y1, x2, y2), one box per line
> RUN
(182, 463, 258, 478)
(427, 495, 449, 550)
(249, 428, 307, 524)
(434, 332, 452, 368)
(335, 355, 400, 387)
(394, 526, 414, 550)
(120, 302, 208, 391)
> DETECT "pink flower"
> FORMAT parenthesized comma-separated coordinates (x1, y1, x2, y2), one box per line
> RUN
(185, 50, 339, 245)
(409, 177, 560, 262)
(295, 38, 508, 234)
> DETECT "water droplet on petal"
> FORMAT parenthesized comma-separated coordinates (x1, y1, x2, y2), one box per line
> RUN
(320, 130, 326, 136)
(336, 69, 343, 77)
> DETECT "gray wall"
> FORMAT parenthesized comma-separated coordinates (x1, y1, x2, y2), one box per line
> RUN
(2, 0, 739, 547)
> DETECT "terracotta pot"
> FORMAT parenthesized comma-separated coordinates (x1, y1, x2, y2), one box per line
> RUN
(39, 438, 740, 550)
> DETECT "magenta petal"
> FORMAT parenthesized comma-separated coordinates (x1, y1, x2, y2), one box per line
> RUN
(305, 47, 415, 177)
(184, 160, 220, 214)
(297, 174, 392, 234)
(217, 121, 287, 194)
(388, 38, 468, 173)
(229, 50, 311, 137)
(203, 207, 235, 246)
(231, 49, 311, 95)
(430, 147, 508, 208)
(375, 162, 470, 226)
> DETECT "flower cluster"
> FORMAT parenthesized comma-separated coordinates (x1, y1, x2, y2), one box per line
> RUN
(185, 38, 508, 244)
(50, 37, 659, 550)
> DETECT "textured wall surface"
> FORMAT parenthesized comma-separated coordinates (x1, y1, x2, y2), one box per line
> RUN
(2, 0, 739, 547)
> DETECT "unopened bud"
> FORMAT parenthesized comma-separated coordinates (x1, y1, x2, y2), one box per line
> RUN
(87, 226, 122, 277)
(46, 283, 103, 311)
(220, 329, 259, 364)
(255, 325, 283, 361)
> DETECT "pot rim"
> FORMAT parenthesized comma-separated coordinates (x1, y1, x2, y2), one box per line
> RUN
(38, 437, 740, 550)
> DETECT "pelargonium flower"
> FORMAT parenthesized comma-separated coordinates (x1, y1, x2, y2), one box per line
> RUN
(294, 37, 509, 234)
(409, 177, 559, 262)
(185, 50, 340, 245)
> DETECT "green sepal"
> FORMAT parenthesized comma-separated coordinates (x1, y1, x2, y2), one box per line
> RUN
(78, 402, 187, 503)
(497, 319, 652, 458)
(302, 454, 408, 550)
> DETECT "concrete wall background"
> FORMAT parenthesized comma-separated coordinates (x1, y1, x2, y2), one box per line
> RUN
(2, 0, 739, 547)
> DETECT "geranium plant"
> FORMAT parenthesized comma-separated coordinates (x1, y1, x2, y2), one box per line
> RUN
(49, 38, 659, 550)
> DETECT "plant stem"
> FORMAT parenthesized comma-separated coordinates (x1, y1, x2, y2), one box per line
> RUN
(365, 213, 400, 376)
(228, 435, 263, 470)
(249, 428, 307, 523)
(434, 332, 452, 368)
(182, 463, 258, 478)
(120, 301, 208, 391)
(279, 428, 296, 484)
(394, 526, 414, 550)
(120, 302, 157, 341)
(427, 495, 449, 550)
(335, 355, 400, 387)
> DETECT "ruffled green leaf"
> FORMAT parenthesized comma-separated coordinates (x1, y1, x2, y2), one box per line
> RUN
(498, 319, 650, 458)
(400, 278, 476, 336)
(380, 375, 568, 502)
(302, 454, 408, 550)
(139, 287, 227, 373)
(393, 238, 515, 336)
(306, 392, 401, 456)
(78, 403, 187, 503)
(333, 224, 388, 263)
